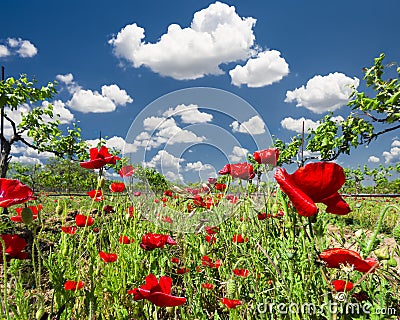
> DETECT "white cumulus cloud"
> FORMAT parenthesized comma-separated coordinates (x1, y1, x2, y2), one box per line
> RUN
(229, 50, 289, 87)
(281, 117, 318, 133)
(0, 38, 38, 58)
(86, 136, 137, 154)
(382, 146, 400, 164)
(368, 156, 380, 163)
(0, 45, 10, 58)
(42, 100, 74, 124)
(391, 140, 400, 147)
(285, 72, 359, 114)
(135, 116, 206, 150)
(228, 146, 249, 162)
(109, 1, 257, 80)
(56, 73, 133, 113)
(163, 104, 213, 124)
(230, 115, 265, 135)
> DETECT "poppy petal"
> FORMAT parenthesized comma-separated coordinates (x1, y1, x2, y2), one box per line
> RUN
(320, 192, 351, 215)
(291, 162, 346, 202)
(274, 168, 318, 216)
(146, 292, 186, 307)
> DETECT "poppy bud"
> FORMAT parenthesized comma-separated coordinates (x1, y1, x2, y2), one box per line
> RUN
(21, 207, 34, 225)
(226, 279, 236, 296)
(241, 224, 247, 234)
(56, 203, 63, 215)
(36, 307, 45, 320)
(200, 244, 207, 256)
(286, 248, 296, 260)
(388, 257, 397, 268)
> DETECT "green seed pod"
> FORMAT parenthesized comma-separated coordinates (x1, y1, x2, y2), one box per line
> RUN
(374, 245, 390, 260)
(35, 306, 45, 320)
(21, 207, 34, 225)
(98, 176, 105, 188)
(393, 224, 400, 244)
(226, 279, 236, 296)
(166, 306, 174, 314)
(271, 203, 279, 213)
(56, 203, 63, 215)
(200, 244, 207, 256)
(388, 257, 398, 268)
(241, 223, 247, 234)
(286, 248, 296, 260)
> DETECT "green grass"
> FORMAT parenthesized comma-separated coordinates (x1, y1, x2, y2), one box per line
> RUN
(1, 191, 399, 320)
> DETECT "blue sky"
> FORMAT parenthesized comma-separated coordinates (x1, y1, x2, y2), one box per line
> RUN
(1, 0, 399, 182)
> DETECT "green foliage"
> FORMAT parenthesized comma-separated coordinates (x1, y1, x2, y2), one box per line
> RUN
(275, 53, 399, 165)
(273, 135, 302, 166)
(133, 165, 169, 195)
(0, 73, 87, 177)
(8, 158, 99, 193)
(342, 164, 399, 194)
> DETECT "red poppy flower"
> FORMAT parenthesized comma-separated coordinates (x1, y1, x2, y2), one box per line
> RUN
(319, 248, 379, 273)
(171, 257, 180, 264)
(253, 148, 280, 166)
(0, 179, 36, 208)
(233, 268, 250, 277)
(87, 189, 104, 201)
(110, 182, 125, 193)
(127, 206, 134, 217)
(226, 194, 238, 204)
(274, 162, 351, 217)
(176, 267, 190, 274)
(352, 291, 369, 302)
(218, 163, 255, 180)
(103, 205, 115, 214)
(257, 212, 268, 220)
(75, 214, 95, 227)
(64, 280, 85, 291)
(61, 226, 78, 235)
(133, 191, 141, 197)
(214, 183, 227, 191)
(140, 233, 177, 251)
(201, 256, 222, 269)
(164, 190, 173, 197)
(99, 251, 118, 263)
(232, 234, 249, 243)
(127, 274, 186, 307)
(205, 226, 220, 235)
(119, 235, 132, 244)
(0, 234, 28, 261)
(161, 216, 173, 224)
(192, 195, 205, 207)
(119, 165, 135, 177)
(221, 298, 242, 309)
(332, 279, 354, 292)
(80, 146, 120, 169)
(201, 283, 214, 290)
(205, 235, 217, 244)
(10, 205, 42, 223)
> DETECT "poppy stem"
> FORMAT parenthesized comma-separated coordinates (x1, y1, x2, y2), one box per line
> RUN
(364, 204, 399, 256)
(0, 237, 10, 320)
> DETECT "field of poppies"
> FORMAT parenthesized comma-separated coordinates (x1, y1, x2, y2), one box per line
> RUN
(0, 146, 399, 320)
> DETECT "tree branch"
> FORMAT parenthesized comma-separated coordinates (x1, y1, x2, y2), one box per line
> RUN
(368, 123, 400, 144)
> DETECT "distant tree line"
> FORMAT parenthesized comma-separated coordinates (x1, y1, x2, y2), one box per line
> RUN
(7, 158, 102, 193)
